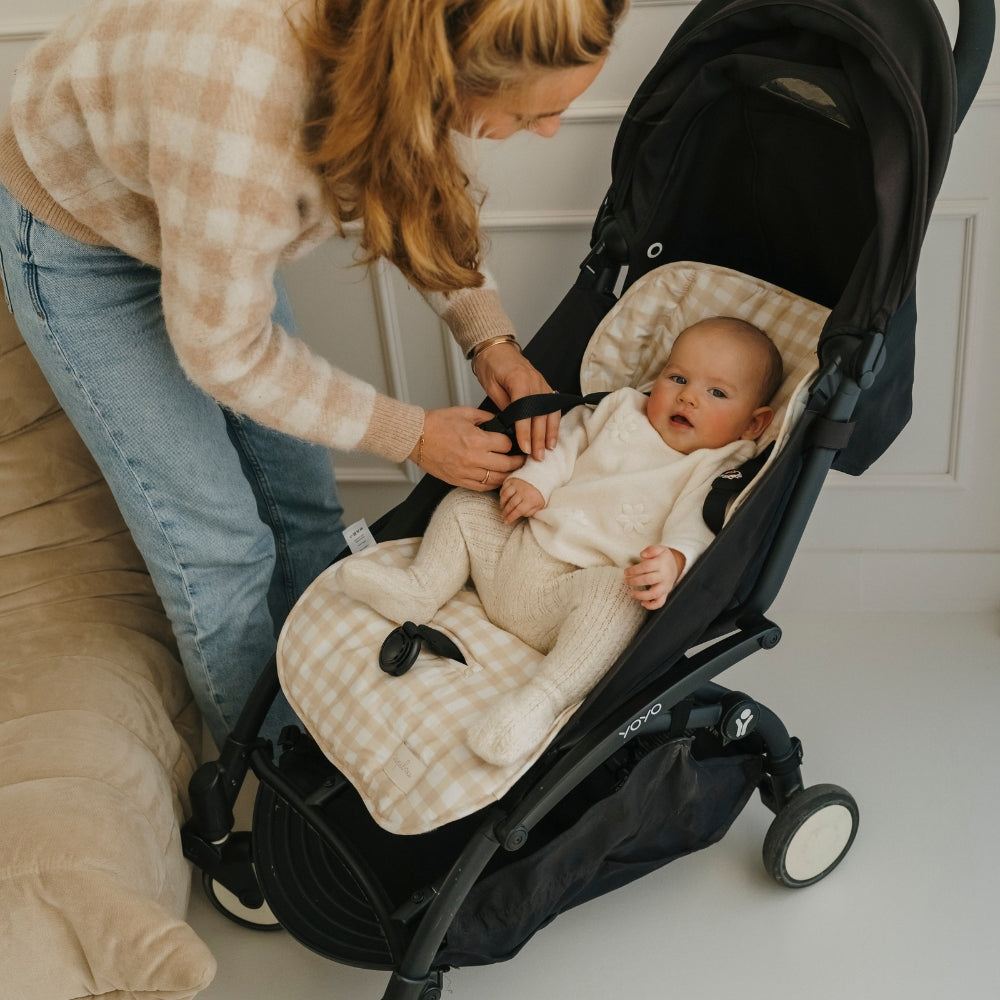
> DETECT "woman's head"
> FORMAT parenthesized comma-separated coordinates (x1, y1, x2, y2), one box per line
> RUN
(458, 60, 606, 139)
(300, 0, 626, 291)
(449, 0, 624, 100)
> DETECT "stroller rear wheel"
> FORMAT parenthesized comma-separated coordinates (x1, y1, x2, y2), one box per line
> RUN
(201, 867, 282, 932)
(762, 783, 858, 888)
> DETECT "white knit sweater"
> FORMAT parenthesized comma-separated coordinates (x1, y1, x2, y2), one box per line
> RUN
(0, 0, 515, 462)
(514, 389, 756, 571)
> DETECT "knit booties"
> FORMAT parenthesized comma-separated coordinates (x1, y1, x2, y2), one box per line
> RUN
(465, 680, 562, 767)
(338, 556, 443, 625)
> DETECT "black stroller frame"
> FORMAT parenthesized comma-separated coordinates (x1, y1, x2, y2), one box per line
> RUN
(182, 1, 995, 997)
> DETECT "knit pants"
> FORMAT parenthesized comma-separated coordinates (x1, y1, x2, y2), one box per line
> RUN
(339, 489, 647, 766)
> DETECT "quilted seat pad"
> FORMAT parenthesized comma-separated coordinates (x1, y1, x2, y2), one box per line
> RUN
(277, 540, 575, 835)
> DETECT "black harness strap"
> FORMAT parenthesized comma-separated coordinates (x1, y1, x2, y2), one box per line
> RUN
(702, 442, 775, 536)
(481, 391, 610, 445)
(701, 416, 858, 535)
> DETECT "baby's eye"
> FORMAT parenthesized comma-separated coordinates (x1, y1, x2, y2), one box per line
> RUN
(669, 374, 686, 385)
(709, 388, 728, 399)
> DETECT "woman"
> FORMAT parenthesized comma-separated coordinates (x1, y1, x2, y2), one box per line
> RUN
(0, 0, 626, 746)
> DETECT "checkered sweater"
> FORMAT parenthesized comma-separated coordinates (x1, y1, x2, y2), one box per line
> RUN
(0, 0, 515, 462)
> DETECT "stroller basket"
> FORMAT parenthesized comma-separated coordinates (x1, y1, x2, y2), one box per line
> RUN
(236, 692, 767, 971)
(182, 1, 994, 998)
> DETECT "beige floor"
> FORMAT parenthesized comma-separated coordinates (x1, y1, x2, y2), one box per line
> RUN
(186, 609, 1000, 1000)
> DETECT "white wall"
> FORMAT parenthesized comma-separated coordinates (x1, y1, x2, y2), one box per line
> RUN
(3, 0, 998, 612)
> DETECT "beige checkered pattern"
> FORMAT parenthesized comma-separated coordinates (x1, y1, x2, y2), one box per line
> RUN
(1, 0, 513, 463)
(279, 263, 830, 834)
(278, 540, 579, 835)
(582, 260, 829, 479)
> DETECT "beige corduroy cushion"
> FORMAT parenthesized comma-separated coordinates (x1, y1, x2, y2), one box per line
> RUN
(0, 308, 216, 1000)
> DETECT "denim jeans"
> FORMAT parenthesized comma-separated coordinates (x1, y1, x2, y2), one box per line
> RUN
(0, 183, 345, 748)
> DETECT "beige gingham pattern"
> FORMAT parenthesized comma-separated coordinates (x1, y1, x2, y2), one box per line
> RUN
(1, 0, 512, 462)
(278, 540, 586, 835)
(581, 261, 830, 498)
(279, 263, 831, 834)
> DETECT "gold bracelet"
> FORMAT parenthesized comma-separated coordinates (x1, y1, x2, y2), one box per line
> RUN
(469, 335, 521, 380)
(465, 333, 518, 361)
(412, 432, 424, 466)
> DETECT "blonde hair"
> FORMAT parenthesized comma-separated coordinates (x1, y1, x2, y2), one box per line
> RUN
(299, 0, 627, 292)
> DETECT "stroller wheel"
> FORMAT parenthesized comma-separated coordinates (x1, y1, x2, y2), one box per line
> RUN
(762, 783, 858, 888)
(201, 868, 283, 932)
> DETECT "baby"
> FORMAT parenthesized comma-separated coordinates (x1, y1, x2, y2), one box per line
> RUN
(340, 317, 782, 766)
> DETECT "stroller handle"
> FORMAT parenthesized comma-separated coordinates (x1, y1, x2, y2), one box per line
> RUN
(955, 0, 996, 126)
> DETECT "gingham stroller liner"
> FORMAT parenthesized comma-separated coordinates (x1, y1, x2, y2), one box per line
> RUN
(277, 261, 830, 835)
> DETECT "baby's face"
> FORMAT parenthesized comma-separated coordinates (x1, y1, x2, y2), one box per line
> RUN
(646, 320, 774, 453)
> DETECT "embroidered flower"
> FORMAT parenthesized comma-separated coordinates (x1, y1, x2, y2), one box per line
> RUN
(616, 502, 650, 533)
(607, 407, 639, 442)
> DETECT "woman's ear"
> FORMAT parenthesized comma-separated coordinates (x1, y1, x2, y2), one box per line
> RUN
(742, 405, 774, 440)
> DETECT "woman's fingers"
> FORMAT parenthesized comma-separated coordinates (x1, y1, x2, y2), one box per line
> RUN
(415, 407, 525, 489)
(514, 408, 561, 461)
(472, 345, 561, 460)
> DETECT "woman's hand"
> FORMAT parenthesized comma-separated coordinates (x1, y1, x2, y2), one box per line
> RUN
(410, 406, 524, 490)
(473, 342, 560, 462)
(624, 545, 686, 611)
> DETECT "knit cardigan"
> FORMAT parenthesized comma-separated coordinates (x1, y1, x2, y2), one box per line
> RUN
(514, 389, 756, 571)
(0, 0, 515, 463)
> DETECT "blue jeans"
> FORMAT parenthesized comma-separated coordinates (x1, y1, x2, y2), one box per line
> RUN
(0, 184, 345, 748)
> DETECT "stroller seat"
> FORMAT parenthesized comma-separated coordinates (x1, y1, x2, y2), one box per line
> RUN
(277, 261, 830, 835)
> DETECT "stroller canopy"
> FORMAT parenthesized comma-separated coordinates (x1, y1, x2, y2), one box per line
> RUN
(581, 0, 987, 471)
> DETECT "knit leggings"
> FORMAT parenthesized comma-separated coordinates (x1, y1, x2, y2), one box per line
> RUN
(339, 489, 647, 766)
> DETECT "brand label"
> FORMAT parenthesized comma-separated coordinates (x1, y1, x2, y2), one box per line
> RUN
(619, 702, 662, 739)
(384, 742, 423, 793)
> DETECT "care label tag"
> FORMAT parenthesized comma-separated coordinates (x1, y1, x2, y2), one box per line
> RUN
(343, 518, 377, 554)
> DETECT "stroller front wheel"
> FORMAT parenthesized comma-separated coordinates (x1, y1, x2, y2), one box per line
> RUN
(762, 783, 859, 888)
(201, 868, 283, 932)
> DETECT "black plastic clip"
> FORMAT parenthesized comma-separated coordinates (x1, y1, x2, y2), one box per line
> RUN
(379, 622, 466, 677)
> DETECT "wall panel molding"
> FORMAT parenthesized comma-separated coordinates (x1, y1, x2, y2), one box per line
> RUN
(0, 20, 56, 42)
(441, 210, 597, 406)
(369, 260, 422, 484)
(2, 15, 997, 116)
(480, 209, 596, 232)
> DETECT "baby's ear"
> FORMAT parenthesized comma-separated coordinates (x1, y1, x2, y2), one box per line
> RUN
(743, 405, 775, 440)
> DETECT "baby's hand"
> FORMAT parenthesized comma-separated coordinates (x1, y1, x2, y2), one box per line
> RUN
(499, 477, 545, 523)
(624, 545, 686, 610)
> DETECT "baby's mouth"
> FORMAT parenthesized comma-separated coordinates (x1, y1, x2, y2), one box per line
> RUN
(670, 413, 693, 428)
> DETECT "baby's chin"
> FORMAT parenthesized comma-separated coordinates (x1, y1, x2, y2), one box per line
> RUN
(654, 427, 699, 454)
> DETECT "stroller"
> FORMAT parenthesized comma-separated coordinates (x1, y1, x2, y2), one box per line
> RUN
(182, 0, 995, 997)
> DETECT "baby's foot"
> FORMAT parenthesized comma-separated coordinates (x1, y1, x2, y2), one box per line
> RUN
(338, 557, 442, 624)
(465, 684, 561, 767)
